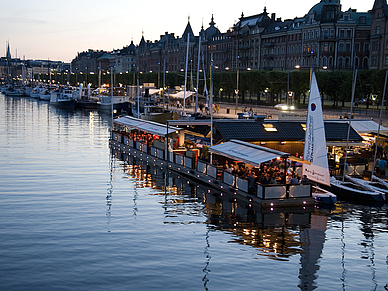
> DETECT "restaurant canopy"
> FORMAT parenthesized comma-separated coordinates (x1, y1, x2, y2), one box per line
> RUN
(209, 139, 292, 167)
(168, 91, 206, 100)
(114, 115, 182, 136)
(329, 119, 388, 135)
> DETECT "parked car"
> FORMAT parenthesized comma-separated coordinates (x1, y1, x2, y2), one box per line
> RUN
(274, 104, 295, 110)
(359, 98, 373, 105)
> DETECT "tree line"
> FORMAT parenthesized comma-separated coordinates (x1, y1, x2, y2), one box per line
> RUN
(44, 69, 388, 108)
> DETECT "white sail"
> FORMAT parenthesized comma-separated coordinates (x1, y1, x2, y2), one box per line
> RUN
(303, 71, 331, 186)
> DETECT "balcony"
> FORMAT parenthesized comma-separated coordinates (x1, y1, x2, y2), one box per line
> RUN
(303, 51, 316, 56)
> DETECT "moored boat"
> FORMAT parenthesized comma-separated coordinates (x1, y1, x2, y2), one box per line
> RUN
(50, 87, 75, 109)
(329, 176, 386, 203)
(312, 186, 337, 205)
(347, 175, 387, 202)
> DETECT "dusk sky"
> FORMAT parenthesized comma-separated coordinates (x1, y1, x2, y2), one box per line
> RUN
(0, 0, 373, 63)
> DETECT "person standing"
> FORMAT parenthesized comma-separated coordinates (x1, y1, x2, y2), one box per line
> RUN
(378, 158, 387, 177)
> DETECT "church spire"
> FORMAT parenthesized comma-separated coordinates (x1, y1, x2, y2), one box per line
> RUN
(209, 14, 216, 27)
(6, 41, 11, 60)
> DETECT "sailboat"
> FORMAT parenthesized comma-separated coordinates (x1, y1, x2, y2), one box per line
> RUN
(344, 71, 388, 203)
(303, 70, 337, 205)
(325, 69, 385, 204)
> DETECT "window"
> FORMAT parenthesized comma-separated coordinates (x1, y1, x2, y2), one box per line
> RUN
(385, 56, 388, 66)
(364, 43, 370, 53)
(340, 30, 345, 38)
(355, 43, 360, 52)
(372, 56, 377, 66)
(338, 57, 343, 67)
(339, 42, 344, 52)
(263, 124, 277, 131)
(346, 43, 351, 52)
(372, 41, 379, 51)
(347, 30, 352, 38)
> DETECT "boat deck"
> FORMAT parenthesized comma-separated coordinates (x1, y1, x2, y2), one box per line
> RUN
(110, 139, 314, 210)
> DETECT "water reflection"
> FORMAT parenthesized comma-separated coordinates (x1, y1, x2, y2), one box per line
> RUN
(111, 148, 320, 286)
(110, 141, 388, 290)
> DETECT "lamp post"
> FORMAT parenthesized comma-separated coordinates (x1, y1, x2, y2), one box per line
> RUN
(235, 55, 240, 114)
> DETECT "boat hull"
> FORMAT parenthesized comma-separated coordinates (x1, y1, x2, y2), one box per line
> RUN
(329, 182, 385, 204)
(51, 99, 75, 109)
(75, 100, 99, 109)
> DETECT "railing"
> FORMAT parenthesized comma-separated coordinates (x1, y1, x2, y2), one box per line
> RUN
(112, 134, 312, 200)
(236, 177, 249, 192)
(175, 154, 184, 166)
(257, 184, 311, 199)
(197, 160, 207, 174)
(157, 149, 164, 159)
(135, 141, 142, 150)
(184, 156, 193, 169)
(207, 165, 217, 179)
(223, 172, 235, 187)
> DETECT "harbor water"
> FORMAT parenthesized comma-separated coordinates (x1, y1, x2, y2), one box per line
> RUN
(1, 93, 388, 291)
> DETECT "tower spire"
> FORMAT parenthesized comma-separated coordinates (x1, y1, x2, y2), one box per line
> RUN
(6, 41, 11, 60)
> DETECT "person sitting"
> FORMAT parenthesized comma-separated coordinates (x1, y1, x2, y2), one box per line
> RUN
(227, 165, 234, 174)
(301, 175, 310, 184)
(290, 174, 299, 184)
(269, 175, 277, 184)
(286, 173, 292, 184)
(261, 174, 270, 185)
(247, 170, 257, 193)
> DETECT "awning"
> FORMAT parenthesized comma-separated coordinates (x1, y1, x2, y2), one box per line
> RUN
(326, 141, 365, 147)
(168, 91, 206, 100)
(209, 139, 291, 167)
(329, 119, 388, 134)
(114, 115, 182, 137)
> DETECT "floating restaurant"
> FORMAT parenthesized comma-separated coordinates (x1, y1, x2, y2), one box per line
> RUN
(110, 115, 315, 210)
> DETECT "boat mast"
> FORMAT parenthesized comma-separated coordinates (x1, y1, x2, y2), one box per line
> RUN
(210, 53, 214, 164)
(195, 36, 201, 114)
(201, 50, 208, 109)
(372, 70, 388, 176)
(183, 33, 190, 116)
(162, 58, 166, 110)
(137, 67, 140, 119)
(110, 67, 113, 127)
(342, 69, 358, 181)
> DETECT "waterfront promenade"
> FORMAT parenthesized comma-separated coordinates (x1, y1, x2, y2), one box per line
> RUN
(170, 101, 388, 126)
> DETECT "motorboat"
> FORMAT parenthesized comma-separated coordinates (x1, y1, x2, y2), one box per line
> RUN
(4, 86, 24, 97)
(329, 176, 386, 203)
(347, 175, 387, 202)
(39, 85, 57, 100)
(74, 84, 99, 109)
(97, 87, 130, 113)
(50, 87, 75, 109)
(312, 185, 337, 205)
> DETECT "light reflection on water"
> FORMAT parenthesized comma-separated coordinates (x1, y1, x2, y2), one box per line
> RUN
(1, 94, 388, 291)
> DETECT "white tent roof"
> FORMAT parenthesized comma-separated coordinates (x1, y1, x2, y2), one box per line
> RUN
(114, 115, 182, 136)
(328, 119, 388, 134)
(209, 139, 290, 167)
(169, 91, 205, 100)
(148, 88, 161, 96)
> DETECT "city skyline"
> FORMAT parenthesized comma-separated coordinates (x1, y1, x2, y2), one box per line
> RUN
(1, 0, 373, 63)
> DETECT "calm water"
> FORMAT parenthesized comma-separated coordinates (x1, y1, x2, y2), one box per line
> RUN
(1, 93, 388, 291)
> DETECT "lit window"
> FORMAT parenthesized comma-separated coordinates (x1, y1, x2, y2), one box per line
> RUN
(263, 124, 277, 131)
(301, 124, 306, 131)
